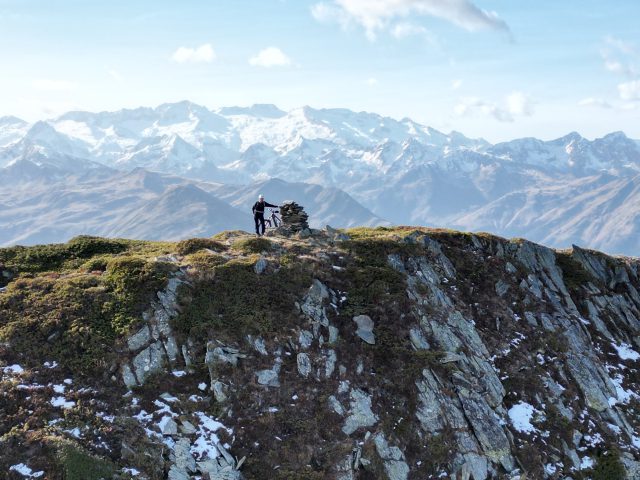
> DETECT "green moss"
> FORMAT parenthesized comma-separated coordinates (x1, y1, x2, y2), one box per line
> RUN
(58, 444, 115, 480)
(542, 404, 574, 443)
(232, 237, 274, 255)
(211, 230, 250, 241)
(345, 226, 424, 240)
(173, 257, 312, 340)
(102, 256, 175, 335)
(80, 255, 110, 272)
(589, 448, 626, 480)
(556, 250, 596, 291)
(0, 256, 174, 377)
(176, 237, 226, 255)
(273, 470, 325, 480)
(0, 236, 175, 276)
(338, 238, 415, 318)
(185, 251, 228, 270)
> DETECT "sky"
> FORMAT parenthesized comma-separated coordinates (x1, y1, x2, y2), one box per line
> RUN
(0, 0, 638, 142)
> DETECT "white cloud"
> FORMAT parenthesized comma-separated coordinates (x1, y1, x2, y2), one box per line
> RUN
(171, 44, 216, 63)
(600, 36, 638, 78)
(31, 79, 77, 91)
(311, 2, 350, 28)
(604, 35, 637, 56)
(455, 91, 534, 123)
(618, 80, 640, 101)
(311, 0, 510, 40)
(451, 79, 463, 90)
(578, 97, 613, 109)
(367, 77, 379, 86)
(108, 69, 124, 83)
(506, 91, 533, 116)
(391, 22, 428, 39)
(249, 47, 292, 68)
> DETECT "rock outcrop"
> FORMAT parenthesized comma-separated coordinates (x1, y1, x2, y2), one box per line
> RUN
(1, 228, 640, 479)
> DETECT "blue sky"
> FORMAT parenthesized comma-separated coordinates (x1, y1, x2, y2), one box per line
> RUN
(0, 0, 638, 142)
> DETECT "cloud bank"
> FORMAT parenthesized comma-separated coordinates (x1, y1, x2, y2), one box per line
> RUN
(249, 47, 292, 68)
(312, 0, 510, 40)
(171, 44, 216, 63)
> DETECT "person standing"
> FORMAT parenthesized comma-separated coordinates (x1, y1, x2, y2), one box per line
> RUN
(252, 194, 279, 236)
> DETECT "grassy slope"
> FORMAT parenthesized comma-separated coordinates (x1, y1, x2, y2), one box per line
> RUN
(0, 227, 635, 479)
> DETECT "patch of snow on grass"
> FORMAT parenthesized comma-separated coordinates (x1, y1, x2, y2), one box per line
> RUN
(612, 342, 640, 361)
(9, 464, 44, 478)
(3, 364, 24, 375)
(191, 411, 233, 460)
(508, 402, 536, 433)
(50, 396, 74, 409)
(64, 427, 82, 438)
(608, 373, 637, 406)
(580, 456, 594, 470)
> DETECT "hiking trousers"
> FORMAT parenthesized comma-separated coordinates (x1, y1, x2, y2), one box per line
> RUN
(254, 213, 265, 235)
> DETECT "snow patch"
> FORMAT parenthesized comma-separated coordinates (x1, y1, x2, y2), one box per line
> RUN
(612, 342, 640, 361)
(191, 411, 233, 460)
(9, 464, 44, 478)
(50, 396, 75, 409)
(64, 427, 82, 438)
(508, 402, 536, 433)
(3, 364, 24, 375)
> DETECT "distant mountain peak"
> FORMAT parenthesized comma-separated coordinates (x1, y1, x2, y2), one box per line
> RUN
(0, 115, 27, 126)
(217, 104, 286, 118)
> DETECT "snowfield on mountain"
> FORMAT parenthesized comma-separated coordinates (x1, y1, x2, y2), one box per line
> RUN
(1, 102, 640, 254)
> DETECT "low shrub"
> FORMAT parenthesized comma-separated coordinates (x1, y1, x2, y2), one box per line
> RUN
(232, 237, 274, 255)
(57, 443, 115, 480)
(176, 237, 226, 255)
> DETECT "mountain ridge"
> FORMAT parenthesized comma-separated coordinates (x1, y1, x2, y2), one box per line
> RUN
(1, 227, 639, 478)
(2, 101, 640, 254)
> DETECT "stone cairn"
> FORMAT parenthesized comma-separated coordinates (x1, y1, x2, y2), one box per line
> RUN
(278, 201, 310, 235)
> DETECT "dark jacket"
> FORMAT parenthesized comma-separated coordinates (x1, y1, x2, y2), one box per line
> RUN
(252, 200, 278, 215)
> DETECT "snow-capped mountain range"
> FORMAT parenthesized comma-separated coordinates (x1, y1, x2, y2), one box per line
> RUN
(1, 101, 640, 255)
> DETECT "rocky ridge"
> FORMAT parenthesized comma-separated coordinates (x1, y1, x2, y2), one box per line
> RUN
(0, 227, 639, 479)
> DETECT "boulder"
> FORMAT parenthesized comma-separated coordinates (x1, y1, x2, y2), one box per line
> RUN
(353, 315, 375, 344)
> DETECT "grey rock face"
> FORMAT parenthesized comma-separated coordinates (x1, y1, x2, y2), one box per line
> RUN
(131, 340, 165, 385)
(256, 358, 282, 387)
(298, 330, 314, 349)
(409, 327, 430, 350)
(127, 325, 152, 351)
(324, 349, 337, 378)
(374, 434, 410, 480)
(206, 342, 246, 367)
(353, 315, 375, 344)
(343, 388, 378, 435)
(254, 256, 268, 274)
(301, 279, 330, 326)
(121, 271, 187, 386)
(171, 437, 197, 476)
(297, 352, 311, 377)
(159, 416, 178, 435)
(495, 280, 509, 297)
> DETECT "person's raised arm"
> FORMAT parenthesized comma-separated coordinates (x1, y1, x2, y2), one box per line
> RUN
(265, 201, 279, 209)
